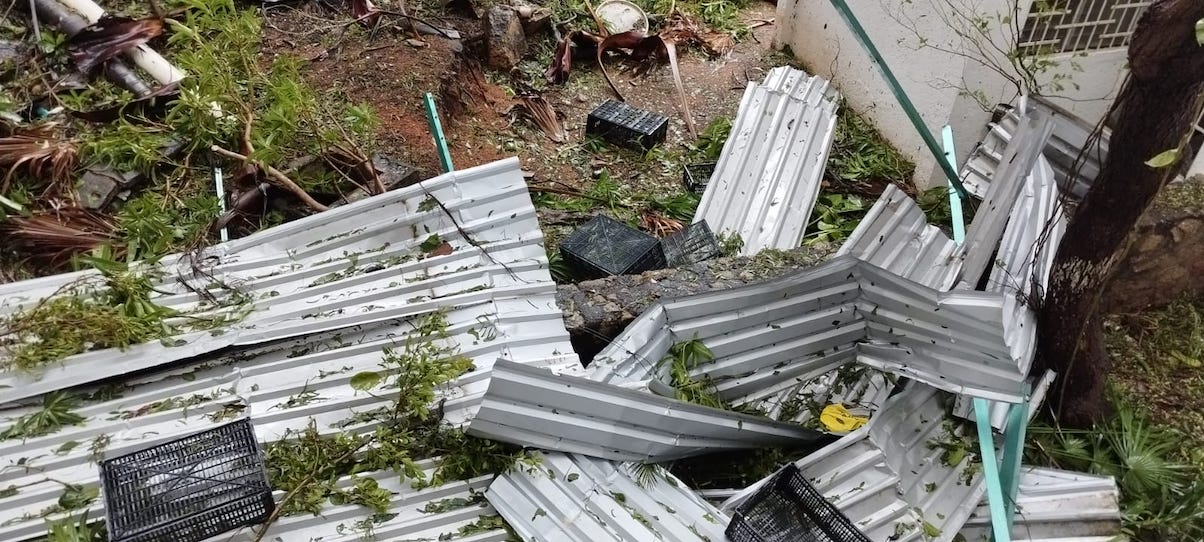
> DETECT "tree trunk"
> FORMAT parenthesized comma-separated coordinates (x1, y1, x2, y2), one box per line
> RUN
(1037, 0, 1204, 425)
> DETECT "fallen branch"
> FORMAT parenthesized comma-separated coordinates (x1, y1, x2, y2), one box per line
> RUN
(210, 145, 329, 212)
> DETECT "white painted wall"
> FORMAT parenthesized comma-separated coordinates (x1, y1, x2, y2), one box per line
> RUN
(775, 0, 1129, 189)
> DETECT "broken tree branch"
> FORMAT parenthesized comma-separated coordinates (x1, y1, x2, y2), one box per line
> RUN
(210, 145, 329, 213)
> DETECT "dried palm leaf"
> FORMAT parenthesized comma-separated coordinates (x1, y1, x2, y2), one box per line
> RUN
(0, 129, 79, 191)
(516, 96, 568, 143)
(5, 208, 121, 267)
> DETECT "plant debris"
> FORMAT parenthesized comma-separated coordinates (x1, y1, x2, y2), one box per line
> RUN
(68, 15, 166, 73)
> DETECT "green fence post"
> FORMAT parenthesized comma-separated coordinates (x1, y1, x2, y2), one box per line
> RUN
(424, 92, 454, 173)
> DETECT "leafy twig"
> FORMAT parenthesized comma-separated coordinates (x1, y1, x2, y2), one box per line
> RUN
(210, 145, 329, 212)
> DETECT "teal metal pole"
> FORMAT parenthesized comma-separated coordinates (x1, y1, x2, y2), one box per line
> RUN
(424, 93, 454, 173)
(999, 400, 1030, 536)
(941, 126, 966, 244)
(973, 398, 1012, 542)
(827, 0, 969, 203)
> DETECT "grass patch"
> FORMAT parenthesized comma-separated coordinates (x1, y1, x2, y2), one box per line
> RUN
(1028, 393, 1204, 541)
(1108, 298, 1204, 466)
(1022, 298, 1204, 540)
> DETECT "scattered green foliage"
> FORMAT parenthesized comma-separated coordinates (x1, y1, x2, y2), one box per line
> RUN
(1146, 148, 1182, 169)
(715, 232, 744, 257)
(0, 260, 241, 372)
(57, 484, 100, 511)
(1, 391, 86, 440)
(115, 189, 221, 262)
(688, 117, 733, 162)
(263, 312, 525, 518)
(917, 186, 954, 228)
(803, 193, 866, 246)
(45, 512, 106, 542)
(660, 338, 726, 409)
(828, 107, 915, 189)
(1027, 394, 1204, 540)
(547, 249, 576, 283)
(672, 447, 806, 490)
(648, 192, 701, 222)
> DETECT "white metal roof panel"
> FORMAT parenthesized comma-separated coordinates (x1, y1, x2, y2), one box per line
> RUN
(959, 467, 1122, 542)
(0, 158, 577, 541)
(486, 451, 729, 542)
(694, 66, 840, 256)
(466, 360, 827, 462)
(0, 158, 556, 404)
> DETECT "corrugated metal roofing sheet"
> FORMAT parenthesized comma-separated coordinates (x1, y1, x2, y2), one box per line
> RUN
(0, 158, 577, 541)
(586, 256, 1032, 404)
(962, 98, 1107, 201)
(837, 183, 962, 290)
(486, 451, 729, 541)
(694, 66, 840, 256)
(0, 158, 562, 405)
(961, 110, 1057, 287)
(466, 360, 826, 462)
(219, 459, 507, 541)
(959, 467, 1122, 542)
(721, 383, 986, 542)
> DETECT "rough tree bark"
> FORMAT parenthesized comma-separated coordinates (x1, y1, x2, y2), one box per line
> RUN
(1037, 0, 1204, 425)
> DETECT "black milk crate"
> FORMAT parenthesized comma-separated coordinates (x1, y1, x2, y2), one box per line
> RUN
(559, 215, 667, 279)
(101, 419, 274, 542)
(662, 220, 719, 267)
(725, 464, 872, 542)
(585, 100, 669, 150)
(682, 162, 717, 193)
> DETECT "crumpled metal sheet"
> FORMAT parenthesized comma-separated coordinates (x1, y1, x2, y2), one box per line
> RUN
(486, 451, 729, 542)
(587, 256, 1032, 404)
(694, 66, 840, 256)
(958, 467, 1122, 542)
(961, 110, 1057, 287)
(0, 158, 557, 404)
(0, 158, 577, 541)
(466, 359, 828, 462)
(838, 183, 963, 291)
(962, 97, 1107, 201)
(721, 383, 987, 542)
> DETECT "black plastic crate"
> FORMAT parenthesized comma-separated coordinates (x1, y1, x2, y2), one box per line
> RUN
(585, 100, 669, 150)
(662, 220, 719, 267)
(101, 419, 274, 542)
(682, 162, 717, 193)
(726, 464, 872, 542)
(559, 215, 667, 279)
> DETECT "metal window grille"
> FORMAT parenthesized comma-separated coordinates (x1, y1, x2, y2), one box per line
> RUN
(1018, 0, 1152, 55)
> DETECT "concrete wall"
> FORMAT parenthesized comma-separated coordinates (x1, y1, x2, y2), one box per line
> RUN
(775, 0, 1127, 189)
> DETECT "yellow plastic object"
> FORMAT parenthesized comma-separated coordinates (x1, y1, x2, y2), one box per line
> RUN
(820, 404, 869, 432)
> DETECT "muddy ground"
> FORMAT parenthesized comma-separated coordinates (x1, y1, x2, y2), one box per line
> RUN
(261, 1, 783, 196)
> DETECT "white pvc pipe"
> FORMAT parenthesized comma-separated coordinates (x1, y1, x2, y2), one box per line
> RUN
(56, 0, 186, 84)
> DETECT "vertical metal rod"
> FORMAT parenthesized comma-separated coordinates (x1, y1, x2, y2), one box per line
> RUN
(941, 125, 967, 244)
(827, 0, 969, 202)
(424, 93, 454, 173)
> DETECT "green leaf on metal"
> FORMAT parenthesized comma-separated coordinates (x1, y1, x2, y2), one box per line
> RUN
(350, 371, 382, 391)
(1145, 149, 1181, 169)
